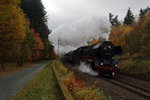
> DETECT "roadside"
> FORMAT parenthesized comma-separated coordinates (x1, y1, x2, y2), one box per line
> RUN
(0, 61, 46, 78)
(11, 64, 65, 100)
(0, 61, 50, 100)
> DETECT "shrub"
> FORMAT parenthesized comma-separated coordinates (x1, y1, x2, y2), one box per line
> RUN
(119, 59, 150, 78)
(53, 60, 107, 100)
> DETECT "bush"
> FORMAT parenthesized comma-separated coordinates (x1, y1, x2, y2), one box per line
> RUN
(119, 59, 150, 78)
(52, 60, 108, 100)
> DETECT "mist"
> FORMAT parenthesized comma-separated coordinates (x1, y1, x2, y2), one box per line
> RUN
(49, 16, 110, 54)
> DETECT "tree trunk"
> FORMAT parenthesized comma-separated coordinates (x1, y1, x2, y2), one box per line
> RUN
(1, 63, 5, 70)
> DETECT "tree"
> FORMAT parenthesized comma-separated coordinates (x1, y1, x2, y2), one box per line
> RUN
(20, 0, 51, 42)
(123, 8, 135, 25)
(31, 29, 44, 60)
(87, 37, 105, 45)
(127, 25, 142, 55)
(141, 12, 150, 59)
(17, 27, 35, 65)
(109, 13, 120, 26)
(21, 0, 54, 59)
(139, 7, 150, 20)
(0, 1, 26, 68)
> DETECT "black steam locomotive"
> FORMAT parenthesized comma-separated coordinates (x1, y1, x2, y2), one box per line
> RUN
(64, 41, 122, 77)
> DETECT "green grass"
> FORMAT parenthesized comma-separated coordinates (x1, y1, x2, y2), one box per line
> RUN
(119, 59, 150, 78)
(11, 65, 65, 100)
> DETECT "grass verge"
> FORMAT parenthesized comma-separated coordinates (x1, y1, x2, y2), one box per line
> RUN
(11, 64, 65, 100)
(115, 55, 150, 78)
(52, 60, 110, 100)
(119, 59, 150, 78)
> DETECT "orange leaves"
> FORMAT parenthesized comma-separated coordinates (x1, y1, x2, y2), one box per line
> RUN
(109, 11, 150, 56)
(30, 29, 45, 60)
(109, 25, 133, 53)
(53, 60, 105, 100)
(64, 72, 86, 92)
(32, 29, 44, 50)
(87, 37, 105, 45)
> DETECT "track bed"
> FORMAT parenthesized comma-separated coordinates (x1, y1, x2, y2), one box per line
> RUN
(64, 62, 149, 100)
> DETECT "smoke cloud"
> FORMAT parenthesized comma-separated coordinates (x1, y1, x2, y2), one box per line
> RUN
(49, 16, 110, 54)
(78, 62, 98, 76)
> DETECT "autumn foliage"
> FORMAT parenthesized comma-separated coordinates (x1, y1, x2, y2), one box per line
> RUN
(87, 37, 105, 45)
(53, 60, 106, 100)
(109, 10, 150, 59)
(0, 1, 54, 69)
(0, 0, 26, 68)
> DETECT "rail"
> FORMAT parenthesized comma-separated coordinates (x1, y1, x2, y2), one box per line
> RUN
(52, 65, 74, 100)
(104, 78, 150, 99)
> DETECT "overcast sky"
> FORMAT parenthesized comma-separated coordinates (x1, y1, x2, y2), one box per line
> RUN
(42, 0, 150, 29)
(41, 0, 150, 54)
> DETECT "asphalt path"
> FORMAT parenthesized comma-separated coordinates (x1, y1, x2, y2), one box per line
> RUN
(0, 61, 50, 100)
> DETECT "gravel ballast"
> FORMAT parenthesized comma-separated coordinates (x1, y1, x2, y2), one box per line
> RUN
(64, 62, 148, 100)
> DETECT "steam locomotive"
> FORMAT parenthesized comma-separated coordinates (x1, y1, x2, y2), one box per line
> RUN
(64, 41, 122, 77)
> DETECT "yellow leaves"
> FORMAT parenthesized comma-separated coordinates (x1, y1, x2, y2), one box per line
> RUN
(0, 0, 20, 5)
(123, 26, 133, 35)
(142, 12, 150, 33)
(0, 3, 26, 40)
(0, 0, 26, 62)
(54, 60, 105, 100)
(87, 37, 104, 45)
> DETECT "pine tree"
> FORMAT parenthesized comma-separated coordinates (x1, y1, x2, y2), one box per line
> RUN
(109, 13, 120, 26)
(20, 0, 51, 42)
(21, 0, 53, 59)
(139, 7, 150, 19)
(123, 8, 135, 25)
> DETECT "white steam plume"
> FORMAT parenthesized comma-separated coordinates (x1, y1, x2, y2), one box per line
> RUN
(78, 62, 98, 76)
(49, 16, 110, 54)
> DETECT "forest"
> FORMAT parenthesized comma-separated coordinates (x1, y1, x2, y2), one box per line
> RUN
(109, 7, 150, 77)
(0, 0, 55, 69)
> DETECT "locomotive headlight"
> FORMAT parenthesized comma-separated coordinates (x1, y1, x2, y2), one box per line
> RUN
(100, 63, 103, 66)
(108, 46, 111, 49)
(115, 64, 119, 68)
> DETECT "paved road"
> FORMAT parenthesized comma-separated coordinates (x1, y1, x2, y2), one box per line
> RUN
(0, 61, 50, 100)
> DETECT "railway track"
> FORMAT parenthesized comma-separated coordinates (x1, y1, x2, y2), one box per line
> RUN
(64, 62, 150, 100)
(119, 72, 150, 82)
(104, 74, 150, 99)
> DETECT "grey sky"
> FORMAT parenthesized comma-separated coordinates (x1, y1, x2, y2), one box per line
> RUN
(42, 0, 150, 29)
(41, 0, 150, 54)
